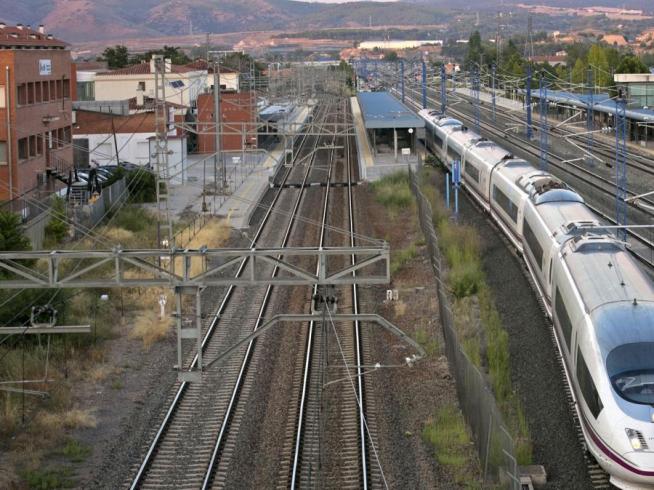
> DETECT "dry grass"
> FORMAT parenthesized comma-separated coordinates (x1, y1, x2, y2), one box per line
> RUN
(393, 300, 407, 316)
(86, 364, 116, 383)
(129, 310, 174, 349)
(34, 409, 97, 435)
(0, 460, 18, 489)
(174, 218, 231, 277)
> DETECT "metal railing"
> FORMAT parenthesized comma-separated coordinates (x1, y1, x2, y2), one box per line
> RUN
(408, 167, 520, 489)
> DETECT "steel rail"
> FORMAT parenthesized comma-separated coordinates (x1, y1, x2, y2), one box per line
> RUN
(288, 117, 336, 490)
(129, 107, 322, 490)
(200, 104, 337, 489)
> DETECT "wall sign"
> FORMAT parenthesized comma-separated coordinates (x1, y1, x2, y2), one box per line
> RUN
(39, 59, 52, 76)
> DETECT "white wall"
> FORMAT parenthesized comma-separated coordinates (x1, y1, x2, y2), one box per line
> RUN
(93, 71, 207, 107)
(74, 132, 156, 167)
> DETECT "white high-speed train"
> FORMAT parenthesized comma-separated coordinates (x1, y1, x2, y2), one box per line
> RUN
(419, 108, 654, 489)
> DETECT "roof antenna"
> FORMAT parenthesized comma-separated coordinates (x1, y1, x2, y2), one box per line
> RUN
(633, 298, 638, 306)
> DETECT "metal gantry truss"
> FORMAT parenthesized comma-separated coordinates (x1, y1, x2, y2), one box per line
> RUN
(0, 245, 390, 381)
(539, 73, 549, 172)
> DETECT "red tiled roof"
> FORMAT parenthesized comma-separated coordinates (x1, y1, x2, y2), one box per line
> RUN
(0, 24, 67, 49)
(102, 63, 201, 76)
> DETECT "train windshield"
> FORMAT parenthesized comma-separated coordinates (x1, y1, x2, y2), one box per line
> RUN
(607, 342, 654, 405)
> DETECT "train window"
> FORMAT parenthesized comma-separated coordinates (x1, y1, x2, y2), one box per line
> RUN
(492, 185, 518, 223)
(523, 219, 543, 269)
(433, 130, 443, 148)
(607, 342, 654, 405)
(577, 349, 603, 418)
(554, 289, 573, 349)
(464, 163, 480, 183)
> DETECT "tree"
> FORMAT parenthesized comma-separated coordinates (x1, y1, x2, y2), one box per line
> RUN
(384, 51, 398, 62)
(616, 54, 648, 74)
(101, 45, 129, 69)
(131, 46, 191, 66)
(571, 57, 587, 84)
(587, 44, 610, 87)
(0, 210, 30, 254)
(465, 31, 483, 69)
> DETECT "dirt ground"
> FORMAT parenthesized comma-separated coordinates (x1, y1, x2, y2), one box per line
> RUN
(355, 182, 481, 489)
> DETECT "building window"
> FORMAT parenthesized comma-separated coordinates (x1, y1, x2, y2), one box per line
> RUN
(42, 81, 50, 101)
(63, 78, 70, 99)
(0, 141, 7, 165)
(76, 81, 94, 101)
(0, 85, 5, 108)
(56, 79, 62, 100)
(27, 82, 35, 104)
(18, 138, 28, 160)
(17, 83, 26, 105)
(35, 81, 42, 103)
(29, 135, 37, 157)
(138, 81, 146, 91)
(36, 134, 43, 156)
(50, 80, 56, 101)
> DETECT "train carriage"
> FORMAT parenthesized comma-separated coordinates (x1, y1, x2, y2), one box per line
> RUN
(416, 105, 654, 488)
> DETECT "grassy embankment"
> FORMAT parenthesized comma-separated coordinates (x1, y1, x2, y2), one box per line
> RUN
(370, 173, 481, 486)
(371, 169, 532, 470)
(0, 205, 229, 488)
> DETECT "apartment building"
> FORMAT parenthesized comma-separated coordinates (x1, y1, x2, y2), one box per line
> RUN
(0, 23, 73, 201)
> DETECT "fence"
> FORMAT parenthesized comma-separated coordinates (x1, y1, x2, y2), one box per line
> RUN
(173, 212, 211, 248)
(71, 178, 127, 234)
(408, 167, 520, 489)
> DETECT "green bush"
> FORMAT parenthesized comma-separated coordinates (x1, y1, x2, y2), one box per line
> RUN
(62, 439, 91, 462)
(110, 206, 153, 233)
(370, 171, 414, 210)
(44, 197, 69, 247)
(21, 467, 74, 489)
(0, 210, 31, 253)
(126, 169, 158, 203)
(391, 243, 417, 275)
(423, 404, 479, 485)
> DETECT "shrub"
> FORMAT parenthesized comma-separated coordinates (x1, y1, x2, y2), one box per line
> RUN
(110, 206, 153, 233)
(390, 243, 417, 275)
(370, 171, 414, 210)
(423, 404, 479, 485)
(44, 197, 69, 247)
(126, 169, 158, 203)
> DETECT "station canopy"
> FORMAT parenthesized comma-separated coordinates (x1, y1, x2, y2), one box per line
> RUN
(357, 92, 425, 129)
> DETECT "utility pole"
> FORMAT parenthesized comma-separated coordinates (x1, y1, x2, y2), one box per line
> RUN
(213, 60, 224, 192)
(421, 60, 427, 109)
(153, 55, 174, 250)
(491, 63, 497, 122)
(526, 64, 533, 140)
(539, 72, 548, 171)
(472, 67, 480, 133)
(587, 67, 595, 165)
(440, 63, 446, 114)
(400, 60, 405, 104)
(615, 91, 628, 242)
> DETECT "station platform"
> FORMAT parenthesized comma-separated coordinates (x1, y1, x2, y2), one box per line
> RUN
(351, 91, 424, 181)
(163, 104, 313, 230)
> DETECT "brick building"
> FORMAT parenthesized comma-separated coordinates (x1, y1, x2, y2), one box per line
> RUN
(0, 23, 73, 201)
(196, 91, 256, 154)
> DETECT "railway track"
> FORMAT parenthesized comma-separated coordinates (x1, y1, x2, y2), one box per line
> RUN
(128, 103, 336, 489)
(276, 101, 383, 489)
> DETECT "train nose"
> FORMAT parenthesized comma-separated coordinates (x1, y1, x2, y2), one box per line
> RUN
(622, 450, 654, 470)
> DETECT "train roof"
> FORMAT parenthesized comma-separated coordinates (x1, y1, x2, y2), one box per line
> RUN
(466, 139, 512, 165)
(562, 235, 654, 321)
(534, 200, 599, 239)
(494, 158, 535, 183)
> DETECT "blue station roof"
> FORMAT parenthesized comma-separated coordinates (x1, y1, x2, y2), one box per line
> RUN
(357, 91, 425, 129)
(528, 89, 654, 123)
